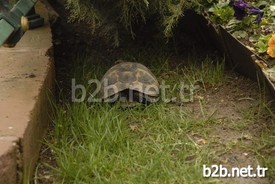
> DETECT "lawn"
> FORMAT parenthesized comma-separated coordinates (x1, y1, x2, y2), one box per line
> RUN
(35, 45, 275, 184)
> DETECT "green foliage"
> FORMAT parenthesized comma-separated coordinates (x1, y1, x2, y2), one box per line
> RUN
(162, 0, 194, 37)
(232, 30, 248, 39)
(205, 0, 275, 58)
(65, 0, 198, 46)
(208, 1, 234, 25)
(254, 34, 272, 53)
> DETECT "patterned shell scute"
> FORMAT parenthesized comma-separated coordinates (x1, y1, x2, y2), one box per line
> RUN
(100, 62, 159, 99)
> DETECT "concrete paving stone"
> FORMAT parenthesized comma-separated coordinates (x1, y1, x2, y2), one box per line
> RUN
(0, 1, 54, 183)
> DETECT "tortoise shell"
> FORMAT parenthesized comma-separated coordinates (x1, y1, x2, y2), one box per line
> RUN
(100, 61, 159, 101)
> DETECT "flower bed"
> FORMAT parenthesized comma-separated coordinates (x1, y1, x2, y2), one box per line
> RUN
(199, 0, 275, 96)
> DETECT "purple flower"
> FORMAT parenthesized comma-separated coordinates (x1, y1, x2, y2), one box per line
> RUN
(230, 0, 264, 24)
(249, 7, 264, 24)
(233, 0, 251, 9)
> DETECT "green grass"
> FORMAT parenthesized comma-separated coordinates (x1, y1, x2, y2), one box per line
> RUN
(44, 48, 227, 183)
(237, 100, 275, 180)
(184, 56, 225, 87)
(40, 47, 275, 183)
(47, 102, 222, 184)
(70, 47, 226, 103)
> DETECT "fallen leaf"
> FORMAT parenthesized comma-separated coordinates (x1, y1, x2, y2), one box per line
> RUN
(129, 124, 138, 131)
(197, 138, 207, 145)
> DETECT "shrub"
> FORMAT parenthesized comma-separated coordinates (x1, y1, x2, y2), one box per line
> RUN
(65, 0, 200, 46)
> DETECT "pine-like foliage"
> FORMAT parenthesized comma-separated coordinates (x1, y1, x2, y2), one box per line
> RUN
(65, 0, 200, 46)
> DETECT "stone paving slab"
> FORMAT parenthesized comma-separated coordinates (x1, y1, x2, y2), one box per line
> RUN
(0, 1, 54, 183)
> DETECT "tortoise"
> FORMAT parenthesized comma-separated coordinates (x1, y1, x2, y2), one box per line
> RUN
(100, 60, 160, 105)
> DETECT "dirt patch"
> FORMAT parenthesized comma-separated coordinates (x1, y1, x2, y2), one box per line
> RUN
(194, 74, 274, 184)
